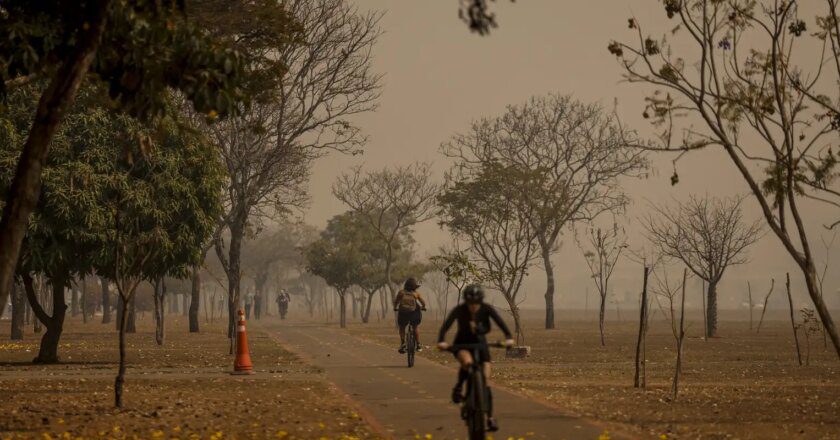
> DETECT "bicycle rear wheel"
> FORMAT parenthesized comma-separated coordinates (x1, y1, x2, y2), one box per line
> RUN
(406, 324, 415, 367)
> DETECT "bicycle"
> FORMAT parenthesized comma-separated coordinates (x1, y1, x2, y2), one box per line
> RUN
(396, 307, 426, 368)
(441, 341, 507, 440)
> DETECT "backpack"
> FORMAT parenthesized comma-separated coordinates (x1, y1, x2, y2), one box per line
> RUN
(398, 291, 417, 312)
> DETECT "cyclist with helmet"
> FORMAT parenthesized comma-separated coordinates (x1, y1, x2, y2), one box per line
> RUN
(394, 277, 427, 353)
(437, 284, 514, 432)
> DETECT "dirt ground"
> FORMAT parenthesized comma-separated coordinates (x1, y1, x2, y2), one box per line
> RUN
(0, 315, 377, 440)
(347, 309, 840, 440)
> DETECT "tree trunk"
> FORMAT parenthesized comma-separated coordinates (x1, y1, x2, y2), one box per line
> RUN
(153, 278, 165, 345)
(801, 262, 840, 359)
(786, 273, 803, 366)
(81, 277, 89, 323)
(126, 295, 136, 334)
(11, 282, 25, 340)
(224, 219, 245, 354)
(339, 291, 347, 328)
(757, 278, 775, 334)
(115, 295, 124, 331)
(701, 280, 707, 341)
(0, 0, 110, 319)
(115, 293, 129, 408)
(24, 295, 31, 326)
(672, 268, 688, 400)
(34, 278, 68, 364)
(598, 295, 607, 347)
(510, 305, 524, 345)
(379, 288, 387, 319)
(634, 267, 649, 388)
(351, 292, 358, 319)
(706, 280, 718, 338)
(182, 293, 188, 317)
(189, 266, 200, 333)
(541, 244, 556, 329)
(168, 292, 177, 315)
(71, 283, 80, 317)
(362, 291, 375, 324)
(254, 272, 267, 320)
(748, 281, 754, 331)
(100, 276, 111, 324)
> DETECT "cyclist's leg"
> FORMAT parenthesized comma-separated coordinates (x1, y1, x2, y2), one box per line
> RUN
(451, 349, 473, 402)
(413, 312, 422, 346)
(483, 357, 499, 430)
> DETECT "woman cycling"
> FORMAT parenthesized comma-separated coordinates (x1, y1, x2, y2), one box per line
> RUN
(394, 277, 427, 353)
(437, 284, 514, 433)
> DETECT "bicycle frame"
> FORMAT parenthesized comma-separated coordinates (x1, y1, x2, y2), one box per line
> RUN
(445, 342, 505, 440)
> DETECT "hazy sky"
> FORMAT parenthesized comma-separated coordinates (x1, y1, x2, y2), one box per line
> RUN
(302, 0, 840, 311)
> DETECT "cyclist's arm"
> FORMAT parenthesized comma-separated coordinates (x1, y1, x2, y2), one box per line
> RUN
(415, 292, 427, 308)
(437, 308, 458, 343)
(393, 291, 403, 309)
(488, 306, 514, 340)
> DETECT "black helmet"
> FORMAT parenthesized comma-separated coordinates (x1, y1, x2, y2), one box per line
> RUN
(404, 277, 420, 292)
(462, 284, 485, 304)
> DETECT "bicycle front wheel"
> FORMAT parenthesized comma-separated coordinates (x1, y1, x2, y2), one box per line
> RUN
(466, 371, 486, 440)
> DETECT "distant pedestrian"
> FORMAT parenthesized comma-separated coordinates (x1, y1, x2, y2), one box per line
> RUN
(276, 289, 291, 320)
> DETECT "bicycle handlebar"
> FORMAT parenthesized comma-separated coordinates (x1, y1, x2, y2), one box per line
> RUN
(438, 341, 509, 353)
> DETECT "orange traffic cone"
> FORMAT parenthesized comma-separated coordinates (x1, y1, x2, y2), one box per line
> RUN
(232, 309, 254, 375)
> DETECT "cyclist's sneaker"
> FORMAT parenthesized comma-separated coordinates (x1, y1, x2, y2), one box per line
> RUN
(487, 418, 499, 432)
(398, 344, 406, 354)
(451, 387, 463, 404)
(416, 344, 423, 352)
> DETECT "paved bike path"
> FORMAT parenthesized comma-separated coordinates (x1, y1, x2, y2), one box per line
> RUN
(273, 324, 608, 440)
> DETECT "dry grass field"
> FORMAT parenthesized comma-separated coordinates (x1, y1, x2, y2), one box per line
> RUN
(0, 316, 376, 440)
(347, 309, 840, 440)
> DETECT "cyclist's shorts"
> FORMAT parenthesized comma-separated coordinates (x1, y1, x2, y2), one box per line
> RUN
(452, 336, 491, 362)
(397, 309, 422, 327)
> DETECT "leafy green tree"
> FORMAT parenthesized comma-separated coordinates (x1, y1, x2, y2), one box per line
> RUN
(609, 0, 840, 358)
(438, 162, 540, 344)
(0, 83, 223, 402)
(92, 109, 223, 409)
(354, 216, 423, 323)
(1, 85, 124, 363)
(304, 213, 373, 328)
(0, 0, 259, 319)
(333, 163, 439, 303)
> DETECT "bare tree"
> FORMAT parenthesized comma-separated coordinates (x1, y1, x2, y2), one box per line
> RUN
(610, 0, 840, 358)
(634, 266, 650, 388)
(333, 162, 440, 301)
(756, 278, 776, 334)
(209, 0, 383, 346)
(672, 268, 688, 400)
(441, 94, 646, 329)
(579, 223, 627, 346)
(644, 195, 762, 338)
(652, 268, 687, 343)
(424, 271, 451, 321)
